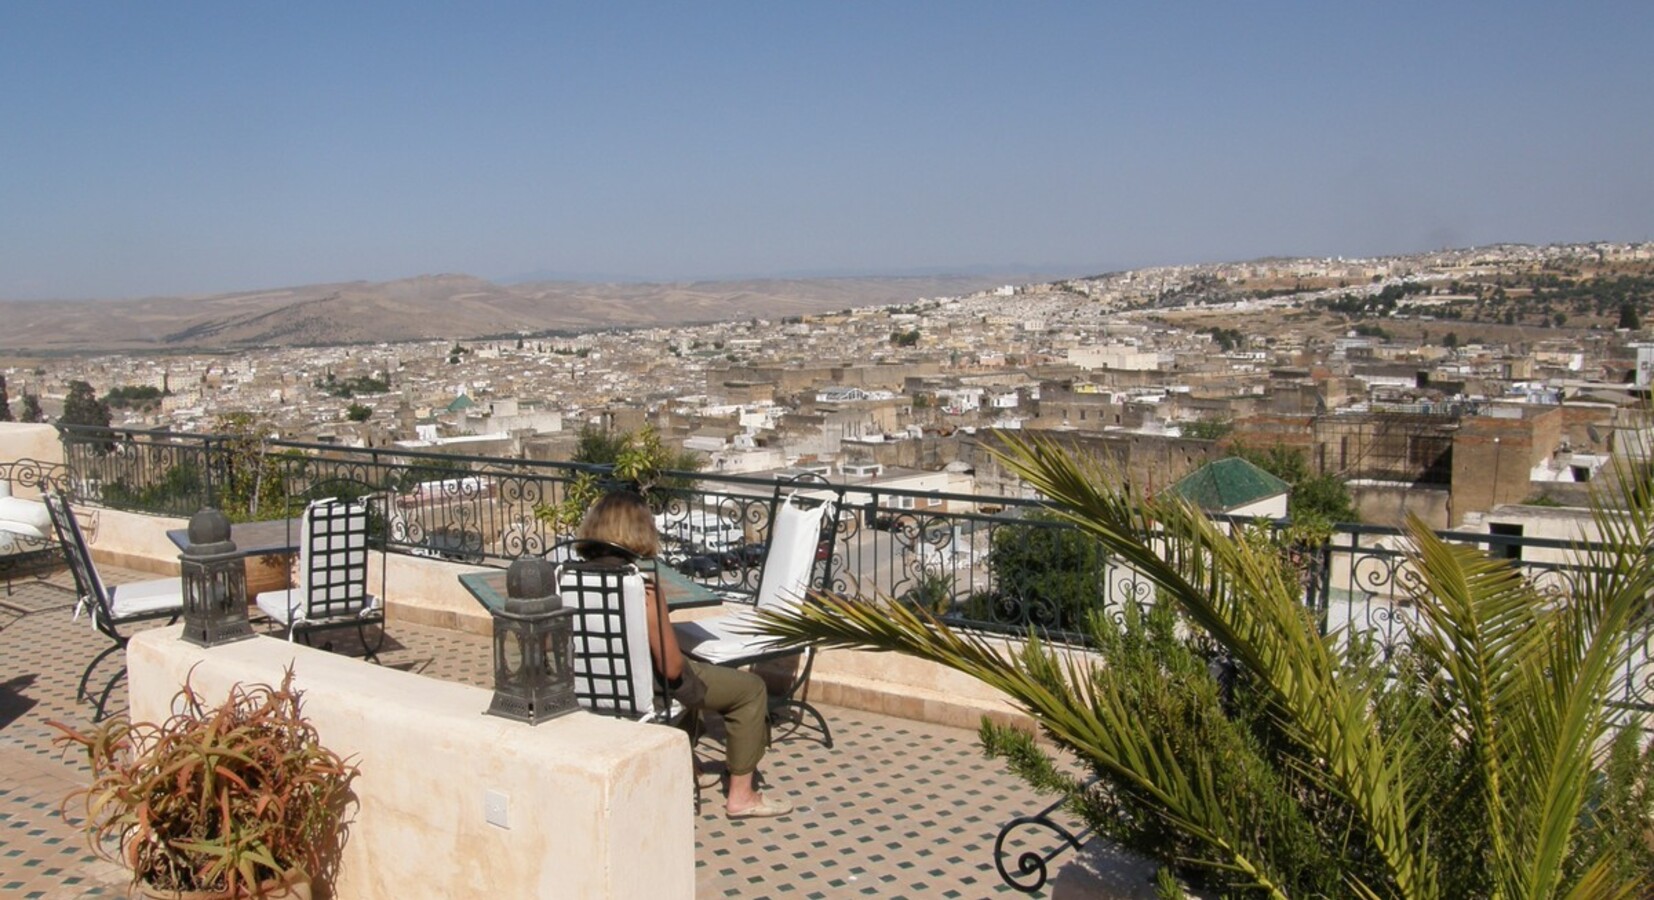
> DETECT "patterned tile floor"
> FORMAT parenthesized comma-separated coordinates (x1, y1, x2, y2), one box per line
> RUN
(1, 565, 1154, 899)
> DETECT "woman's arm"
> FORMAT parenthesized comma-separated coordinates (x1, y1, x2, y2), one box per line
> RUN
(641, 574, 684, 681)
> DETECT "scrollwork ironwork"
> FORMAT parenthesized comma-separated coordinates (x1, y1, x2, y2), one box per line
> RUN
(992, 808, 1093, 894)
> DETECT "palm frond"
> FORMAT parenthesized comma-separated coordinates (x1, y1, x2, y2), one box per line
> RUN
(986, 434, 1433, 898)
(756, 595, 1294, 895)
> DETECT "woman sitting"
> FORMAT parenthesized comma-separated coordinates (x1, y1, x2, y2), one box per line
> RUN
(576, 491, 792, 819)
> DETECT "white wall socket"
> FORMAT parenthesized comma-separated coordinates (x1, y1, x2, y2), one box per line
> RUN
(484, 789, 509, 829)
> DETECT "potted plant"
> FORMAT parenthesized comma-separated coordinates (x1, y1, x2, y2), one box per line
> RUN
(52, 666, 358, 899)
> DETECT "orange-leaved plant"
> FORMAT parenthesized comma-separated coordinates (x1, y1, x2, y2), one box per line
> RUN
(52, 665, 358, 897)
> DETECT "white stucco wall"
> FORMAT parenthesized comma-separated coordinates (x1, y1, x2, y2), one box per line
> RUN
(1229, 493, 1288, 519)
(127, 629, 694, 900)
(0, 423, 65, 475)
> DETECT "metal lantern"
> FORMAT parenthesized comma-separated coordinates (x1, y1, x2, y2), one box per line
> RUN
(486, 557, 579, 724)
(179, 507, 255, 647)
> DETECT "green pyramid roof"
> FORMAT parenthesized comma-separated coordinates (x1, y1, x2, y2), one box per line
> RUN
(445, 394, 476, 412)
(1167, 456, 1291, 513)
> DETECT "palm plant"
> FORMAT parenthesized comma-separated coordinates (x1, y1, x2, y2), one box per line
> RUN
(754, 435, 1654, 898)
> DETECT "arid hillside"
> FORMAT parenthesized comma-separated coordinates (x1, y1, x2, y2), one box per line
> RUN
(0, 273, 1022, 354)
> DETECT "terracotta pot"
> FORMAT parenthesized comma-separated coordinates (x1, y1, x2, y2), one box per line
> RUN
(243, 552, 295, 599)
(132, 871, 311, 900)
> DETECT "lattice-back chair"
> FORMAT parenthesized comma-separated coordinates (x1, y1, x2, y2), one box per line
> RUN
(44, 491, 184, 720)
(673, 485, 837, 747)
(254, 496, 385, 661)
(549, 539, 685, 725)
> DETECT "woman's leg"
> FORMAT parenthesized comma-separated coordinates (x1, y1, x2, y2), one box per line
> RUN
(688, 659, 785, 813)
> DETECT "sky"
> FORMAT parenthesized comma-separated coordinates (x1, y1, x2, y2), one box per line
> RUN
(2, 2, 1651, 301)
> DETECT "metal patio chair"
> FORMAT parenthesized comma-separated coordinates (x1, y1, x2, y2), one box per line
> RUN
(550, 540, 688, 726)
(44, 491, 184, 721)
(673, 488, 836, 748)
(254, 496, 385, 662)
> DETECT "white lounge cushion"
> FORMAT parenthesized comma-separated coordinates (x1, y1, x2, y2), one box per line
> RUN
(107, 578, 185, 618)
(0, 495, 50, 536)
(676, 496, 830, 664)
(753, 498, 828, 614)
(559, 567, 658, 719)
(0, 518, 48, 540)
(674, 610, 788, 663)
(255, 588, 378, 626)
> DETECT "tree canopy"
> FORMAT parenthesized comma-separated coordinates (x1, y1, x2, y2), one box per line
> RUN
(60, 380, 111, 430)
(1232, 442, 1358, 529)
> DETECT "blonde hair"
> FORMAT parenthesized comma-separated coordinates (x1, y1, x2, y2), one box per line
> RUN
(576, 491, 660, 559)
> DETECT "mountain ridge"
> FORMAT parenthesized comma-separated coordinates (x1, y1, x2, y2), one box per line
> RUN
(0, 273, 1026, 354)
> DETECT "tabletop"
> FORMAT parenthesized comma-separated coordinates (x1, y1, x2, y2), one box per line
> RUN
(458, 561, 729, 615)
(165, 517, 303, 558)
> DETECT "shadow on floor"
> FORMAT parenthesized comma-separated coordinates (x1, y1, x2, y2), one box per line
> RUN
(0, 673, 39, 730)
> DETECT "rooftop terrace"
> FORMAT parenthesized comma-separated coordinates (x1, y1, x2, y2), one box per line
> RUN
(6, 421, 1650, 896)
(1, 566, 1160, 899)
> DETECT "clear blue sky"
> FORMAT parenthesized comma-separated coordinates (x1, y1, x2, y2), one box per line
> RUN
(2, 2, 1650, 301)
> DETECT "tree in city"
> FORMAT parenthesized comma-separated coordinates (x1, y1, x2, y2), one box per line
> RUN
(757, 435, 1654, 897)
(1618, 302, 1641, 331)
(1181, 418, 1233, 441)
(212, 412, 293, 521)
(345, 403, 373, 422)
(20, 394, 43, 423)
(1232, 442, 1358, 532)
(102, 384, 168, 410)
(0, 374, 11, 422)
(59, 379, 114, 452)
(534, 424, 704, 534)
(60, 380, 111, 430)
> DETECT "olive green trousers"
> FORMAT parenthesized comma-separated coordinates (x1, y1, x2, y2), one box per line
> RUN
(687, 658, 768, 776)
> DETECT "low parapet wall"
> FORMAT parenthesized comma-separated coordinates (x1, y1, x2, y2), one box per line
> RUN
(0, 424, 66, 472)
(127, 629, 694, 900)
(67, 497, 1044, 736)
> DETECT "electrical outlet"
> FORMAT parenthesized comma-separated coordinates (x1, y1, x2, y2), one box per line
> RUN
(484, 789, 509, 829)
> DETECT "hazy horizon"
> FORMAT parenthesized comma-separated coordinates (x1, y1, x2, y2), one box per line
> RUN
(4, 2, 1650, 302)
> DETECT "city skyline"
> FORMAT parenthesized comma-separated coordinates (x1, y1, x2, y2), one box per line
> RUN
(3, 2, 1651, 301)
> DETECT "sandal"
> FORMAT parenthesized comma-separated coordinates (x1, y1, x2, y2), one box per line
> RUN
(727, 793, 793, 819)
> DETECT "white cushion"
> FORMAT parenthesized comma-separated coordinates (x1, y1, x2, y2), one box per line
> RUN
(107, 578, 185, 618)
(674, 610, 787, 663)
(559, 568, 657, 719)
(0, 518, 46, 541)
(0, 496, 50, 534)
(255, 587, 377, 626)
(754, 498, 829, 614)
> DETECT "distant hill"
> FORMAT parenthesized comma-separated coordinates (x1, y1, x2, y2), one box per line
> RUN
(0, 273, 1025, 354)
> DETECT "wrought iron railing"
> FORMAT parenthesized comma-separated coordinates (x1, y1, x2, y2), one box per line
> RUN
(54, 424, 1654, 714)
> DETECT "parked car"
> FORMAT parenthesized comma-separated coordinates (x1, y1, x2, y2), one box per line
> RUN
(676, 554, 722, 579)
(736, 542, 768, 567)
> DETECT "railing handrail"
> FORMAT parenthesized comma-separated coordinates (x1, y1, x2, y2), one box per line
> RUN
(50, 422, 1654, 712)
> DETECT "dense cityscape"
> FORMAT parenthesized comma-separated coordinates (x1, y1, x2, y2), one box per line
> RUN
(8, 240, 1654, 533)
